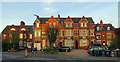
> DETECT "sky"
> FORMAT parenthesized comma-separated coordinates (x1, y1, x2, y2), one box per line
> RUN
(0, 0, 119, 33)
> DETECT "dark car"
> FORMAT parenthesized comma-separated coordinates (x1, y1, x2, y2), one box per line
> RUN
(57, 47, 71, 52)
(87, 44, 110, 56)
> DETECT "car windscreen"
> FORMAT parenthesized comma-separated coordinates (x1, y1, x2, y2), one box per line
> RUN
(92, 46, 105, 50)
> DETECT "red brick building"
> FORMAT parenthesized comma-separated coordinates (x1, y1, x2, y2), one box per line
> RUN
(1, 14, 116, 50)
(2, 21, 33, 49)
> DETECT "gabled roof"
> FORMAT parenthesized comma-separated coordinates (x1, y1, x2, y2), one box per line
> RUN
(95, 24, 115, 31)
(2, 25, 33, 34)
(34, 17, 94, 24)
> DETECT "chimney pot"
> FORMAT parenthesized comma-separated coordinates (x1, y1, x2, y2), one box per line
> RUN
(58, 14, 60, 19)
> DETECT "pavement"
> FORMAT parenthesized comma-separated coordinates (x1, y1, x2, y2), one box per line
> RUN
(1, 49, 120, 62)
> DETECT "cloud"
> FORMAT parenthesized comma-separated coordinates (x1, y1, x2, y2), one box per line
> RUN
(44, 8, 58, 13)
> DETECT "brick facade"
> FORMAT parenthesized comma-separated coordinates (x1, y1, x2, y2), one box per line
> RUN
(1, 14, 115, 49)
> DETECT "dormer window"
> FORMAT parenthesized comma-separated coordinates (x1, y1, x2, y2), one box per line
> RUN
(81, 23, 83, 27)
(49, 22, 51, 27)
(53, 22, 55, 27)
(70, 23, 72, 27)
(36, 23, 39, 27)
(84, 23, 87, 27)
(66, 23, 68, 27)
(97, 26, 99, 31)
(107, 26, 110, 31)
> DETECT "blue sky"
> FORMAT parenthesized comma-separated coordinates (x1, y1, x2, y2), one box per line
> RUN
(1, 2, 118, 33)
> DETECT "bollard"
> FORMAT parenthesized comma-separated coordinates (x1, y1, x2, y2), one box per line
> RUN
(25, 49, 28, 57)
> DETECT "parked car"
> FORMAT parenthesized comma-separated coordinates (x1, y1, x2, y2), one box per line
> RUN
(57, 46, 71, 52)
(87, 44, 110, 56)
(40, 46, 49, 52)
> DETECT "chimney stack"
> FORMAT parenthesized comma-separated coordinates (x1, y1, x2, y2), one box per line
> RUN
(58, 14, 60, 19)
(20, 21, 25, 26)
(100, 20, 103, 28)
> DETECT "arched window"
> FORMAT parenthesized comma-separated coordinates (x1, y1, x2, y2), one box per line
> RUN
(11, 28, 15, 31)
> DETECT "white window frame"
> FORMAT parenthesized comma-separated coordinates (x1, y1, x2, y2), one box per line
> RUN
(84, 23, 87, 27)
(107, 26, 110, 31)
(97, 26, 99, 31)
(66, 23, 68, 27)
(38, 31, 41, 36)
(49, 22, 51, 27)
(81, 23, 83, 27)
(37, 23, 39, 27)
(70, 23, 72, 27)
(53, 22, 55, 27)
(35, 31, 37, 37)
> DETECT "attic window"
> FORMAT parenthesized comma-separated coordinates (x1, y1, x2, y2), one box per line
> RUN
(107, 26, 110, 31)
(97, 26, 99, 31)
(21, 28, 26, 31)
(11, 28, 15, 31)
(84, 23, 87, 27)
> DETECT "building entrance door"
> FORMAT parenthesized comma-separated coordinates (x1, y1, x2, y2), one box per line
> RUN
(59, 42, 62, 47)
(75, 40, 78, 49)
(34, 42, 41, 50)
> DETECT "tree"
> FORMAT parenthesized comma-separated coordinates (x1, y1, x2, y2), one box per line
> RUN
(2, 37, 11, 51)
(9, 31, 20, 50)
(110, 34, 120, 48)
(110, 28, 120, 49)
(46, 28, 58, 48)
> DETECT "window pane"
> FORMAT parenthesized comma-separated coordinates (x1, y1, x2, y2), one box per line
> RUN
(49, 22, 51, 27)
(38, 31, 41, 36)
(70, 23, 72, 27)
(20, 34, 23, 39)
(24, 34, 26, 39)
(53, 22, 55, 27)
(35, 31, 37, 37)
(37, 23, 39, 27)
(66, 23, 68, 27)
(30, 34, 32, 39)
(81, 23, 83, 27)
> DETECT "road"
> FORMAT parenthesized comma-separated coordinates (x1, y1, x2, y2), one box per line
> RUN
(1, 49, 120, 62)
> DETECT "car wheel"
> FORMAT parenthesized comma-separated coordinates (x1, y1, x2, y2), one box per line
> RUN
(66, 50, 68, 52)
